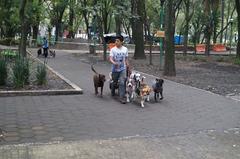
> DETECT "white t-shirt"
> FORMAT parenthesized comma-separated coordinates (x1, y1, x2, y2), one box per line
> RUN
(110, 46, 128, 72)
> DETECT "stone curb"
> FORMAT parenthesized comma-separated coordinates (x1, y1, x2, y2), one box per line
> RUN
(0, 50, 83, 97)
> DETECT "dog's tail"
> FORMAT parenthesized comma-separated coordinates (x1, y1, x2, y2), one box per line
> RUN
(91, 64, 98, 74)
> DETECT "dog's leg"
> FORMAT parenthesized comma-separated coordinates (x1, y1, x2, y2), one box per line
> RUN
(141, 98, 144, 108)
(126, 93, 130, 102)
(100, 86, 103, 96)
(95, 86, 98, 95)
(146, 94, 150, 102)
(160, 91, 163, 100)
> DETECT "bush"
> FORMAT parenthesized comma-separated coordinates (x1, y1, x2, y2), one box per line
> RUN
(0, 58, 7, 85)
(234, 58, 240, 65)
(12, 56, 30, 88)
(0, 49, 17, 58)
(36, 62, 47, 85)
(0, 38, 19, 46)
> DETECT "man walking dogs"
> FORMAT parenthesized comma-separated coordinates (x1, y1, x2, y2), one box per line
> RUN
(109, 35, 129, 104)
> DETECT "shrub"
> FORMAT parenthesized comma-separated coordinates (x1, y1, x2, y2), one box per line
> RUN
(36, 62, 47, 85)
(234, 58, 240, 65)
(0, 49, 17, 58)
(12, 56, 30, 88)
(0, 58, 7, 85)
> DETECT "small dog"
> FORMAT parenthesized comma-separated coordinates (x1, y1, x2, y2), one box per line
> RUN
(126, 78, 135, 102)
(91, 65, 106, 96)
(152, 78, 164, 101)
(37, 48, 55, 58)
(37, 48, 42, 57)
(134, 75, 152, 107)
(0, 128, 6, 141)
(49, 49, 56, 58)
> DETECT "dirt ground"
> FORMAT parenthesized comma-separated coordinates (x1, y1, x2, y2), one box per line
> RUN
(129, 54, 240, 97)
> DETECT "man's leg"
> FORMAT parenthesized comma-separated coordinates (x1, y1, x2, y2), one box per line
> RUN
(119, 70, 126, 103)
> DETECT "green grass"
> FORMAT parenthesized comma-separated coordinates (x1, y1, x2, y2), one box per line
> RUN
(12, 56, 30, 88)
(36, 62, 47, 85)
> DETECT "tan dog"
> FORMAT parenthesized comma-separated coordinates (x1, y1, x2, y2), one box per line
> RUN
(134, 76, 152, 107)
(91, 65, 106, 96)
(139, 83, 152, 107)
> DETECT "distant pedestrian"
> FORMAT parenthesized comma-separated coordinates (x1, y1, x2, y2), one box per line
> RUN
(42, 37, 48, 58)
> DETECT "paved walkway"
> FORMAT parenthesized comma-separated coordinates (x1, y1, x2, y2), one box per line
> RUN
(0, 49, 240, 158)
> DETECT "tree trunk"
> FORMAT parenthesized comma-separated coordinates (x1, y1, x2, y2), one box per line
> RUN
(67, 0, 75, 39)
(132, 0, 145, 59)
(164, 0, 176, 76)
(212, 0, 220, 44)
(204, 0, 211, 56)
(220, 0, 224, 43)
(19, 0, 28, 57)
(32, 0, 41, 44)
(236, 0, 240, 59)
(183, 0, 190, 56)
(114, 0, 122, 35)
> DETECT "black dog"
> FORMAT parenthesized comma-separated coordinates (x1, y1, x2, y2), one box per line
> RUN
(152, 78, 164, 101)
(37, 48, 42, 57)
(37, 48, 56, 58)
(91, 65, 106, 96)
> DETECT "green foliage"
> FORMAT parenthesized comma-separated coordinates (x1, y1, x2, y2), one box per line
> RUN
(0, 49, 17, 58)
(0, 58, 7, 85)
(234, 58, 240, 65)
(0, 38, 20, 46)
(12, 56, 30, 88)
(36, 62, 47, 85)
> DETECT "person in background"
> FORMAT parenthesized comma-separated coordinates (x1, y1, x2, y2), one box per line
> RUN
(42, 37, 48, 58)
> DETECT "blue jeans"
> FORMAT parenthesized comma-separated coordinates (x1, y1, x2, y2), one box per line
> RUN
(111, 70, 126, 98)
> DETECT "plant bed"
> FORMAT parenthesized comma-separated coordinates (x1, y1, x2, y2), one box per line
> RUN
(0, 49, 82, 96)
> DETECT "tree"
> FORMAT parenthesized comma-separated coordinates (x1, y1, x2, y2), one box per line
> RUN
(0, 0, 20, 39)
(46, 0, 68, 42)
(183, 0, 194, 56)
(236, 0, 240, 59)
(131, 0, 146, 59)
(67, 0, 75, 38)
(164, 0, 177, 76)
(19, 0, 33, 56)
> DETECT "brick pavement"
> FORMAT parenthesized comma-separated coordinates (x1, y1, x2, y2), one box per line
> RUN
(0, 49, 239, 158)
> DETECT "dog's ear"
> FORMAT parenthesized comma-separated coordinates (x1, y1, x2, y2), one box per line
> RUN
(161, 79, 164, 84)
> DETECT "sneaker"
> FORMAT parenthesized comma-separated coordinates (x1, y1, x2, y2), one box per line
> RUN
(120, 98, 126, 104)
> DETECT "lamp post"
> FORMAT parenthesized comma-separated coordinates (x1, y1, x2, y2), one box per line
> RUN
(159, 0, 165, 69)
(229, 18, 233, 54)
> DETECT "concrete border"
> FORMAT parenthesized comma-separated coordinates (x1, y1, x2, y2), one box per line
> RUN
(0, 50, 83, 96)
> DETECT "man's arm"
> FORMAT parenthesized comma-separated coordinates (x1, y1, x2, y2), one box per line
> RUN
(125, 57, 129, 67)
(109, 56, 117, 65)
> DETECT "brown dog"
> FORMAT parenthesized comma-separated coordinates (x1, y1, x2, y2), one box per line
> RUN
(91, 65, 106, 96)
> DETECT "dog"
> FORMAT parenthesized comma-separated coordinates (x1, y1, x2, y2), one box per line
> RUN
(132, 74, 152, 107)
(109, 72, 119, 91)
(91, 65, 106, 96)
(37, 48, 42, 57)
(49, 49, 56, 58)
(126, 78, 135, 102)
(0, 128, 6, 142)
(152, 78, 164, 102)
(37, 48, 55, 58)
